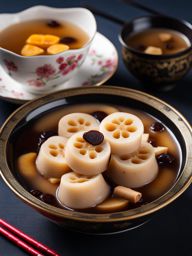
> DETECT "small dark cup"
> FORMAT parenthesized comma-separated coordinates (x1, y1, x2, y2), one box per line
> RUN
(119, 15, 192, 90)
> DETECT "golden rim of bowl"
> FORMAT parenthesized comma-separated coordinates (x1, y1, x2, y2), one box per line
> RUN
(0, 86, 192, 223)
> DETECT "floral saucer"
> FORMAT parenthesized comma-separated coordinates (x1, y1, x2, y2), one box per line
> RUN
(0, 32, 118, 104)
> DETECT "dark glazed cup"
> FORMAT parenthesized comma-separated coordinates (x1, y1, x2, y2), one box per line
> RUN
(119, 15, 192, 90)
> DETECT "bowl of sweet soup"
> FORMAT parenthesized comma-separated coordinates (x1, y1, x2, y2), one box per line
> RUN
(0, 86, 192, 234)
(0, 6, 96, 94)
(119, 15, 192, 90)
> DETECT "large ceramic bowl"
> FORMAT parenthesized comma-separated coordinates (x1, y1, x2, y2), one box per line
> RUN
(119, 15, 192, 91)
(0, 6, 96, 94)
(0, 86, 192, 234)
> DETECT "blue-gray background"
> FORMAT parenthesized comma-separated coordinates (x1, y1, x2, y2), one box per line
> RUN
(0, 0, 192, 255)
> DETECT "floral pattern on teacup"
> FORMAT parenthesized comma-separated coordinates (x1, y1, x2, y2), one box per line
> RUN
(0, 50, 117, 100)
(0, 32, 118, 102)
(3, 59, 18, 76)
(0, 83, 25, 99)
(82, 50, 117, 86)
(27, 54, 83, 88)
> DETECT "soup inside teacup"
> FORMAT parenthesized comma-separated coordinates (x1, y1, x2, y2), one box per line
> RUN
(0, 19, 90, 56)
(0, 7, 96, 93)
(14, 103, 181, 213)
(126, 28, 190, 55)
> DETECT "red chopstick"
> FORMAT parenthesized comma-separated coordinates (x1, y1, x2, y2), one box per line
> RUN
(0, 219, 59, 256)
(0, 226, 43, 256)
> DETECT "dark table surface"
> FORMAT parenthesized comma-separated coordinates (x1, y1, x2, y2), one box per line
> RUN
(1, 0, 192, 255)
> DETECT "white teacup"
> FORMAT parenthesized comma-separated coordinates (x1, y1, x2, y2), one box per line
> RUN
(0, 6, 96, 94)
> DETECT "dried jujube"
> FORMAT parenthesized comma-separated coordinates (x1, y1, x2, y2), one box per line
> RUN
(83, 130, 104, 146)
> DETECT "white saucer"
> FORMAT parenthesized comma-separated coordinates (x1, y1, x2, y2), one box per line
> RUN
(0, 32, 118, 104)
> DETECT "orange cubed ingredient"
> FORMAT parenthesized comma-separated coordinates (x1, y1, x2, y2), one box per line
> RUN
(21, 44, 44, 56)
(26, 34, 60, 48)
(26, 34, 45, 45)
(43, 35, 60, 47)
(144, 46, 162, 55)
(159, 33, 172, 42)
(47, 44, 69, 54)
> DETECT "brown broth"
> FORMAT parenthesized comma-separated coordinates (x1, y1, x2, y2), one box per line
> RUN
(0, 19, 89, 55)
(14, 104, 181, 213)
(126, 28, 190, 55)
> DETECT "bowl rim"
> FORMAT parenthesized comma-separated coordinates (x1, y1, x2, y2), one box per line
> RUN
(1, 86, 192, 223)
(119, 15, 192, 59)
(0, 5, 97, 59)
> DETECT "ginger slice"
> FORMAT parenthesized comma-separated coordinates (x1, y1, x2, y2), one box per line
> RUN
(144, 46, 163, 55)
(48, 178, 61, 184)
(26, 34, 60, 48)
(142, 168, 176, 199)
(17, 152, 37, 178)
(21, 44, 44, 56)
(159, 33, 172, 42)
(17, 152, 58, 195)
(114, 186, 142, 203)
(47, 44, 69, 54)
(96, 197, 129, 213)
(154, 146, 168, 156)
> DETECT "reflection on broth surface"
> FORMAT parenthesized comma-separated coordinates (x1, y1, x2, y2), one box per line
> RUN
(14, 104, 181, 213)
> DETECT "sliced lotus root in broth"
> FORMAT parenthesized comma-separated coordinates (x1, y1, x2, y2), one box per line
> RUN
(57, 172, 110, 209)
(100, 112, 144, 155)
(36, 136, 71, 178)
(108, 143, 158, 188)
(65, 131, 111, 176)
(65, 172, 91, 184)
(58, 113, 99, 138)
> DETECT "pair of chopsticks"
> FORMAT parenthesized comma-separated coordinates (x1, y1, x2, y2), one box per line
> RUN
(122, 0, 166, 16)
(0, 219, 59, 256)
(85, 0, 168, 26)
